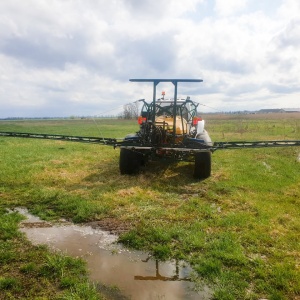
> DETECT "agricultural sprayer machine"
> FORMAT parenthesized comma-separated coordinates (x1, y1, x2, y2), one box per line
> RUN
(1, 79, 299, 180)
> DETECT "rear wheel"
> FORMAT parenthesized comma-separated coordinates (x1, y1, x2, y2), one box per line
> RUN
(119, 148, 142, 175)
(194, 151, 211, 179)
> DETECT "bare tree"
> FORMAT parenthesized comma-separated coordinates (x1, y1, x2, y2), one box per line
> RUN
(122, 101, 139, 119)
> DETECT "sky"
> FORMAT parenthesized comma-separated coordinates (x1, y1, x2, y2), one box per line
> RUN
(0, 0, 300, 118)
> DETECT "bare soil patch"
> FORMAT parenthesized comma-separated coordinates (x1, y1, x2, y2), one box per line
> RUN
(86, 218, 132, 235)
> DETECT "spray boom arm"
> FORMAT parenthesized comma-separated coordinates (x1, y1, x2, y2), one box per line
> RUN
(1, 131, 299, 150)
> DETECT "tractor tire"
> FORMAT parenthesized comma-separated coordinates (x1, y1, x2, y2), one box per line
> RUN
(194, 151, 211, 180)
(119, 148, 142, 175)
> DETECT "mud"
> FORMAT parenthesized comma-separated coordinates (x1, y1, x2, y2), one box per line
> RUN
(87, 218, 132, 235)
(15, 208, 212, 300)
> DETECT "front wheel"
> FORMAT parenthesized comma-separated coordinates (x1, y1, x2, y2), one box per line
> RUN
(194, 151, 211, 179)
(119, 148, 142, 175)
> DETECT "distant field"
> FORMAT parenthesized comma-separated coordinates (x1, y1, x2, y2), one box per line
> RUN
(204, 112, 300, 141)
(0, 114, 300, 299)
(204, 112, 300, 120)
(0, 118, 138, 138)
(1, 112, 299, 141)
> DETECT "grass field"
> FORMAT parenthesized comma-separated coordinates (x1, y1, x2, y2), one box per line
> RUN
(1, 114, 300, 299)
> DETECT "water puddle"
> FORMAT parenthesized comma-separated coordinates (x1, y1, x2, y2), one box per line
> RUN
(15, 208, 211, 300)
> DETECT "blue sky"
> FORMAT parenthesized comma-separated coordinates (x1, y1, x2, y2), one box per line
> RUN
(0, 0, 299, 117)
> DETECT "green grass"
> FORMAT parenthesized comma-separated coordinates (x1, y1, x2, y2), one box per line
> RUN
(204, 112, 300, 141)
(0, 118, 138, 137)
(1, 115, 300, 299)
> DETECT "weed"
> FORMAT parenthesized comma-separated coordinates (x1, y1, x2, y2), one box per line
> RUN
(59, 282, 101, 300)
(151, 244, 172, 260)
(0, 277, 21, 291)
(0, 212, 24, 240)
(119, 230, 146, 249)
(59, 277, 78, 288)
(20, 262, 36, 274)
(194, 258, 222, 279)
(40, 253, 86, 279)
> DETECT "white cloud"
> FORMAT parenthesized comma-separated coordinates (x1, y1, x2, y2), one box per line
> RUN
(0, 0, 299, 118)
(214, 0, 248, 16)
(278, 0, 300, 19)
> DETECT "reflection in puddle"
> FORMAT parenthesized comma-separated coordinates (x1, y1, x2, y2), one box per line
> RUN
(17, 208, 211, 300)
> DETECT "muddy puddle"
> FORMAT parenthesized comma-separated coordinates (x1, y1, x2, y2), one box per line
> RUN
(15, 208, 211, 300)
